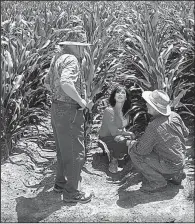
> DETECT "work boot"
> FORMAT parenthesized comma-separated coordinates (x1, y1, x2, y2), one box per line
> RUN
(169, 170, 186, 185)
(109, 158, 123, 173)
(140, 184, 167, 193)
(140, 178, 167, 193)
(53, 184, 64, 193)
(109, 158, 118, 173)
(63, 189, 93, 203)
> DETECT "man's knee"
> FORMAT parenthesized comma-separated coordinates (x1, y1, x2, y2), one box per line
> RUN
(129, 150, 144, 165)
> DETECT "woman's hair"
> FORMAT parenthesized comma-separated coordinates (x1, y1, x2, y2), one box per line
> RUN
(109, 85, 132, 116)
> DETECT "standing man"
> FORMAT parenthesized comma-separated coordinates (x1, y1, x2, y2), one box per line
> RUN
(44, 41, 93, 203)
(128, 90, 189, 193)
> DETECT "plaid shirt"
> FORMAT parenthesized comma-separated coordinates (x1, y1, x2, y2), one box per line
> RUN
(132, 111, 189, 164)
(45, 54, 86, 103)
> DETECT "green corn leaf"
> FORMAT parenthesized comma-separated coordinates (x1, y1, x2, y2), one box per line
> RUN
(177, 59, 194, 75)
(127, 59, 151, 83)
(93, 24, 102, 41)
(4, 50, 13, 73)
(151, 11, 159, 28)
(171, 89, 188, 108)
(127, 47, 149, 71)
(125, 74, 151, 89)
(177, 110, 195, 117)
(164, 44, 174, 64)
(92, 45, 99, 60)
(40, 40, 51, 50)
(168, 56, 184, 73)
(19, 47, 27, 65)
(133, 111, 147, 125)
(104, 16, 115, 28)
(135, 35, 148, 54)
(94, 37, 113, 72)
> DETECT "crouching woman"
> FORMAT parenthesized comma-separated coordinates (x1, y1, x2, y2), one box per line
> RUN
(98, 85, 135, 173)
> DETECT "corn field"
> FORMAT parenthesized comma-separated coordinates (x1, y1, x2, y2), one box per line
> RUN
(1, 1, 195, 161)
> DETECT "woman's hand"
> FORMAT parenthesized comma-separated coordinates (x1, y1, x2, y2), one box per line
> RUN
(114, 135, 126, 142)
(123, 131, 135, 140)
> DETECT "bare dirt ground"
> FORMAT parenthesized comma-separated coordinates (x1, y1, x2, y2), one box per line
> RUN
(1, 117, 194, 223)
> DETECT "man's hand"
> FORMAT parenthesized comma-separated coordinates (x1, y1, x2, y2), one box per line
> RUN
(79, 98, 87, 110)
(127, 140, 137, 155)
(86, 99, 94, 111)
(123, 131, 135, 140)
(79, 99, 94, 111)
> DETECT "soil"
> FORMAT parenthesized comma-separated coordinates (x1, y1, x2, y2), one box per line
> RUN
(1, 116, 194, 223)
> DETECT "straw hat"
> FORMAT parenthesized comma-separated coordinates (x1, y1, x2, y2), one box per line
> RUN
(58, 41, 92, 46)
(142, 90, 171, 116)
(57, 41, 92, 57)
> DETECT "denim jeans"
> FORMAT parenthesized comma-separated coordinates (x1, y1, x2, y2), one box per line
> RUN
(129, 150, 185, 187)
(51, 100, 85, 193)
(99, 135, 128, 159)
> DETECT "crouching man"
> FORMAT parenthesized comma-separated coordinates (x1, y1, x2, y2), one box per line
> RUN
(128, 90, 189, 193)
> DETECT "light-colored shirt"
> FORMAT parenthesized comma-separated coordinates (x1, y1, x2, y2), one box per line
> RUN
(44, 54, 86, 103)
(98, 107, 129, 137)
(132, 111, 189, 165)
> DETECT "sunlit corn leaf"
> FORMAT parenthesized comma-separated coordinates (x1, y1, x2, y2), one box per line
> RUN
(132, 111, 147, 125)
(171, 90, 185, 108)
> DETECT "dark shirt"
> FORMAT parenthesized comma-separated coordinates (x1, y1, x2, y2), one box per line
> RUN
(132, 111, 189, 164)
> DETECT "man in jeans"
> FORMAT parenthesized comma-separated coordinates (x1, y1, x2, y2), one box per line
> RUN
(128, 90, 189, 193)
(44, 41, 93, 203)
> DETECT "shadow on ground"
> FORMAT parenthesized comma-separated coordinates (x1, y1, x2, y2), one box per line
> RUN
(16, 189, 62, 222)
(91, 151, 136, 183)
(91, 151, 185, 209)
(15, 158, 73, 223)
(15, 167, 77, 223)
(15, 160, 56, 222)
(117, 182, 184, 209)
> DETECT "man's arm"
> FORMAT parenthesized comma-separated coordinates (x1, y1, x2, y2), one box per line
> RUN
(61, 81, 86, 108)
(59, 56, 86, 108)
(131, 122, 157, 155)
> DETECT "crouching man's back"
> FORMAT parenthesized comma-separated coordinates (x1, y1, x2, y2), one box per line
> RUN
(128, 90, 189, 193)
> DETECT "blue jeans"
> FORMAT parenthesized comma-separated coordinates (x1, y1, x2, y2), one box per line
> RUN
(129, 150, 185, 187)
(51, 100, 85, 193)
(99, 135, 128, 159)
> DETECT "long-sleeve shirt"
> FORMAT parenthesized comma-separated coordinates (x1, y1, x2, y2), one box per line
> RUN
(132, 111, 189, 164)
(98, 107, 129, 137)
(44, 54, 86, 103)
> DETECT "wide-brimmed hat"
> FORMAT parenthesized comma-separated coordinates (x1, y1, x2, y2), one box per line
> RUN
(57, 41, 92, 57)
(58, 41, 92, 46)
(142, 90, 171, 116)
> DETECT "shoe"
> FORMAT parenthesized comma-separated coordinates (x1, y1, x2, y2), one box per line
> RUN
(169, 171, 186, 185)
(117, 167, 123, 172)
(109, 158, 118, 173)
(53, 184, 64, 193)
(63, 190, 93, 203)
(140, 184, 167, 193)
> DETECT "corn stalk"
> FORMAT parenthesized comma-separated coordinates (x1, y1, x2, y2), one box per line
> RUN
(120, 3, 194, 114)
(80, 2, 119, 150)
